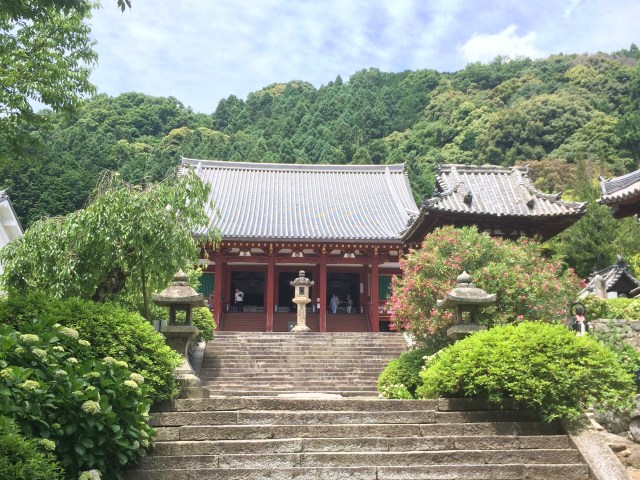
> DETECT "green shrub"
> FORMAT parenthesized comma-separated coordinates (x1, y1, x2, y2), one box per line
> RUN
(377, 348, 432, 399)
(0, 318, 155, 480)
(174, 306, 216, 342)
(0, 415, 64, 480)
(0, 293, 181, 402)
(417, 322, 636, 421)
(390, 226, 582, 344)
(582, 295, 640, 320)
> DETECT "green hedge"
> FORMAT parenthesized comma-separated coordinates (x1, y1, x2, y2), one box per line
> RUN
(377, 349, 432, 399)
(417, 322, 636, 421)
(0, 293, 181, 402)
(0, 415, 64, 480)
(582, 295, 640, 320)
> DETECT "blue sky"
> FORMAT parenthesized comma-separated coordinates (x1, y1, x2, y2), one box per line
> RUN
(88, 0, 640, 113)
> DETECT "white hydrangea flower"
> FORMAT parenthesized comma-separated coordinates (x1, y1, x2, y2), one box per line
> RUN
(67, 357, 78, 364)
(55, 370, 68, 377)
(81, 400, 101, 415)
(39, 439, 56, 451)
(59, 327, 79, 339)
(53, 346, 65, 352)
(32, 348, 47, 359)
(78, 339, 91, 347)
(129, 373, 144, 385)
(19, 380, 39, 390)
(78, 469, 102, 480)
(19, 334, 40, 344)
(0, 368, 13, 380)
(123, 380, 139, 389)
(103, 356, 117, 365)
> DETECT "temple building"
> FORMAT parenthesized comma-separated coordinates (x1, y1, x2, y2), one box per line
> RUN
(184, 159, 586, 332)
(599, 169, 640, 219)
(402, 165, 587, 243)
(581, 257, 640, 299)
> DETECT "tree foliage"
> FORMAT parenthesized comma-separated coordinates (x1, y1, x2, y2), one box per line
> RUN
(0, 169, 217, 319)
(390, 226, 583, 344)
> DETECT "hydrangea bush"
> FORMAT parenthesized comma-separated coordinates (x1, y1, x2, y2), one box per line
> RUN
(0, 293, 181, 401)
(0, 318, 155, 480)
(390, 226, 583, 343)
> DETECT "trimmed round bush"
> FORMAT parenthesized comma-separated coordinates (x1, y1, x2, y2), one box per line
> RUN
(0, 415, 64, 480)
(0, 318, 155, 479)
(0, 293, 181, 402)
(417, 322, 636, 421)
(377, 349, 432, 399)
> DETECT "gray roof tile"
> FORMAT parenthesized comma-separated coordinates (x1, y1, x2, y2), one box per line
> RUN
(599, 169, 640, 205)
(425, 165, 586, 217)
(182, 158, 419, 242)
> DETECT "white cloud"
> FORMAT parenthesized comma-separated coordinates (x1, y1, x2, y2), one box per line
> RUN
(458, 24, 544, 64)
(564, 0, 583, 18)
(83, 1, 640, 114)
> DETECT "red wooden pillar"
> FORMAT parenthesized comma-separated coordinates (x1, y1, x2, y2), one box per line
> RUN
(370, 256, 380, 332)
(213, 252, 223, 330)
(319, 255, 327, 332)
(266, 256, 275, 332)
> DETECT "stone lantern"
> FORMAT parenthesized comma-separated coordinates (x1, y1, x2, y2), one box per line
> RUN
(290, 270, 314, 333)
(151, 270, 209, 398)
(437, 271, 496, 341)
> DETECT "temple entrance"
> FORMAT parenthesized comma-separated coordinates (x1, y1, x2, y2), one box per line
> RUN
(230, 271, 265, 312)
(327, 272, 360, 313)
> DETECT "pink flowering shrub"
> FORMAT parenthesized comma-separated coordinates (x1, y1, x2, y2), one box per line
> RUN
(390, 226, 582, 343)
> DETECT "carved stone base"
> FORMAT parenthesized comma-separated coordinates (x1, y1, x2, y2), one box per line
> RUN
(291, 324, 311, 333)
(161, 325, 209, 398)
(447, 323, 487, 341)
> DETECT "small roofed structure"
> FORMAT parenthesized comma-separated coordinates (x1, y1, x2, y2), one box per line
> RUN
(598, 169, 640, 219)
(581, 257, 640, 299)
(151, 270, 205, 325)
(403, 165, 587, 243)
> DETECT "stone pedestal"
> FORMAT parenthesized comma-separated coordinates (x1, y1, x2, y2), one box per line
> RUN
(161, 325, 210, 398)
(291, 298, 311, 332)
(447, 323, 487, 341)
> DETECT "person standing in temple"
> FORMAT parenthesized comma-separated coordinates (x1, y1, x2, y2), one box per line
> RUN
(235, 288, 244, 312)
(346, 294, 353, 314)
(330, 293, 339, 314)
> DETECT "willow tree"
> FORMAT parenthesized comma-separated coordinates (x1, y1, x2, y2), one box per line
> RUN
(0, 169, 217, 320)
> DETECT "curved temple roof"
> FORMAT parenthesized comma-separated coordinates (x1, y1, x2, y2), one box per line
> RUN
(402, 164, 587, 242)
(426, 165, 586, 217)
(598, 169, 640, 218)
(181, 158, 419, 242)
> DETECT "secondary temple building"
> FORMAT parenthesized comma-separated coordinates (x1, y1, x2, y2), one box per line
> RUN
(183, 159, 586, 332)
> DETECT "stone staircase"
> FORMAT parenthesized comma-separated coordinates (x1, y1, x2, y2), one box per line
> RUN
(124, 397, 589, 480)
(199, 332, 407, 396)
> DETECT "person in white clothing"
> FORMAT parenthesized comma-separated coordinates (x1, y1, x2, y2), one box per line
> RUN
(235, 288, 244, 312)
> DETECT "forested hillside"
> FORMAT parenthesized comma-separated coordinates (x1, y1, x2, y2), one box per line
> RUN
(3, 47, 640, 278)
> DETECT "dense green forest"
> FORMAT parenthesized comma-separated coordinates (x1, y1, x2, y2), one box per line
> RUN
(3, 46, 640, 279)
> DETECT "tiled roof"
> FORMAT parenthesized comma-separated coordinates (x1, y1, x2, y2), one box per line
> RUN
(181, 158, 419, 242)
(581, 257, 640, 295)
(598, 169, 640, 205)
(424, 165, 586, 217)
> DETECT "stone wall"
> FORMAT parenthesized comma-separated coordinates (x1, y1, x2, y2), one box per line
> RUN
(591, 319, 640, 349)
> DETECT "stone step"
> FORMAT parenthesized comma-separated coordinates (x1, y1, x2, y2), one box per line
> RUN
(150, 435, 572, 456)
(204, 390, 379, 397)
(150, 409, 539, 427)
(125, 464, 589, 480)
(131, 449, 582, 470)
(149, 410, 440, 427)
(156, 422, 562, 442)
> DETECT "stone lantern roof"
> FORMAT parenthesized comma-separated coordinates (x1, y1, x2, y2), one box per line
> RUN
(437, 271, 497, 309)
(151, 270, 204, 308)
(290, 270, 314, 289)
